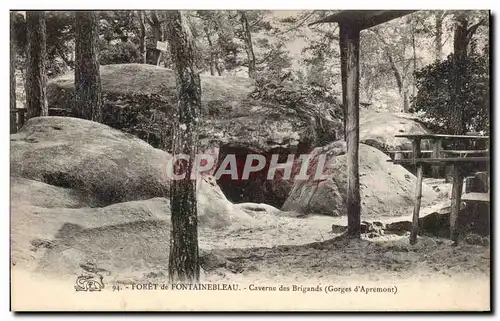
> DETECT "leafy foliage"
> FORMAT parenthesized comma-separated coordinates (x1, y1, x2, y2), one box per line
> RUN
(411, 52, 489, 134)
(100, 41, 142, 64)
(250, 75, 343, 143)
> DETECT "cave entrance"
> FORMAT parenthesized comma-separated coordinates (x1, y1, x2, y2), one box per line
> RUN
(214, 145, 301, 208)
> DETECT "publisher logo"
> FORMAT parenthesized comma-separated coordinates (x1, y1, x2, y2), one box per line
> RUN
(75, 274, 104, 292)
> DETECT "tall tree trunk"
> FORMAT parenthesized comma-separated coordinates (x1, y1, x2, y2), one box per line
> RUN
(74, 11, 102, 122)
(25, 11, 48, 119)
(385, 51, 408, 112)
(238, 11, 256, 79)
(165, 10, 201, 283)
(10, 12, 16, 112)
(435, 13, 444, 61)
(147, 11, 164, 66)
(137, 11, 147, 64)
(450, 13, 469, 135)
(204, 27, 215, 76)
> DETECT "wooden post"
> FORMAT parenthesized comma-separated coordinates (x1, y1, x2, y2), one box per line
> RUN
(10, 111, 17, 134)
(339, 23, 361, 238)
(431, 139, 442, 177)
(18, 109, 25, 130)
(410, 138, 422, 245)
(450, 164, 464, 243)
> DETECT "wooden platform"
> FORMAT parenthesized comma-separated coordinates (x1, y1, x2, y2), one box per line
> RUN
(387, 150, 488, 155)
(462, 192, 490, 203)
(395, 134, 490, 140)
(389, 157, 490, 164)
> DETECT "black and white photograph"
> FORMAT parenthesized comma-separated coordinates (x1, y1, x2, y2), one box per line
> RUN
(8, 8, 491, 311)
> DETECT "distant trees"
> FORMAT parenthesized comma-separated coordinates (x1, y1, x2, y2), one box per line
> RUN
(25, 11, 48, 119)
(165, 10, 202, 283)
(412, 11, 489, 135)
(74, 11, 102, 122)
(449, 11, 487, 135)
(238, 11, 257, 78)
(11, 9, 490, 128)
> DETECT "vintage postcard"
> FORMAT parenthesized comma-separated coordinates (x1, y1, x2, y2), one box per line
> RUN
(9, 9, 490, 311)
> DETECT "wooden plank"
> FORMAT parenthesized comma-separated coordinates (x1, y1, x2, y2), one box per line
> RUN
(410, 165, 424, 245)
(387, 150, 487, 155)
(10, 107, 27, 113)
(461, 192, 490, 202)
(395, 134, 489, 140)
(387, 150, 433, 154)
(450, 165, 464, 243)
(309, 10, 415, 30)
(390, 157, 490, 164)
(340, 23, 361, 237)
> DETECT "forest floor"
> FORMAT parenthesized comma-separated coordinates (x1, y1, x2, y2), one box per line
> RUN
(11, 177, 490, 311)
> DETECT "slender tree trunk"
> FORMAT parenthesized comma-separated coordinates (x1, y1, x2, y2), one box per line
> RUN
(147, 11, 164, 66)
(435, 13, 444, 61)
(25, 11, 48, 119)
(74, 11, 102, 122)
(10, 12, 16, 112)
(215, 57, 222, 76)
(238, 11, 256, 79)
(211, 18, 224, 76)
(403, 89, 410, 113)
(410, 18, 417, 98)
(450, 13, 468, 135)
(137, 11, 147, 64)
(385, 51, 408, 112)
(204, 27, 215, 76)
(165, 10, 201, 283)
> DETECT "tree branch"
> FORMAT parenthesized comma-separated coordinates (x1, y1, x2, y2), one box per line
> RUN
(144, 12, 153, 26)
(466, 18, 486, 42)
(277, 11, 316, 36)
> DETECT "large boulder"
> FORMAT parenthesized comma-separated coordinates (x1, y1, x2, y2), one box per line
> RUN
(47, 64, 339, 152)
(9, 118, 270, 273)
(360, 110, 431, 151)
(11, 177, 94, 208)
(11, 116, 172, 205)
(10, 116, 255, 213)
(282, 142, 438, 217)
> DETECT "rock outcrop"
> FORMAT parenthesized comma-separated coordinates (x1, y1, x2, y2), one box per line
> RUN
(11, 116, 172, 205)
(47, 64, 341, 206)
(10, 117, 277, 274)
(282, 142, 437, 217)
(360, 110, 431, 151)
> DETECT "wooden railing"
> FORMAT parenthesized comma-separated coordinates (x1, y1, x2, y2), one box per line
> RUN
(387, 133, 490, 245)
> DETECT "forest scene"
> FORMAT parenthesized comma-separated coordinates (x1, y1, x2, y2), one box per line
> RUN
(10, 10, 490, 311)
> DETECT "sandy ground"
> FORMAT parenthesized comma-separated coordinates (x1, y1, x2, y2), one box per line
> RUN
(10, 179, 490, 311)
